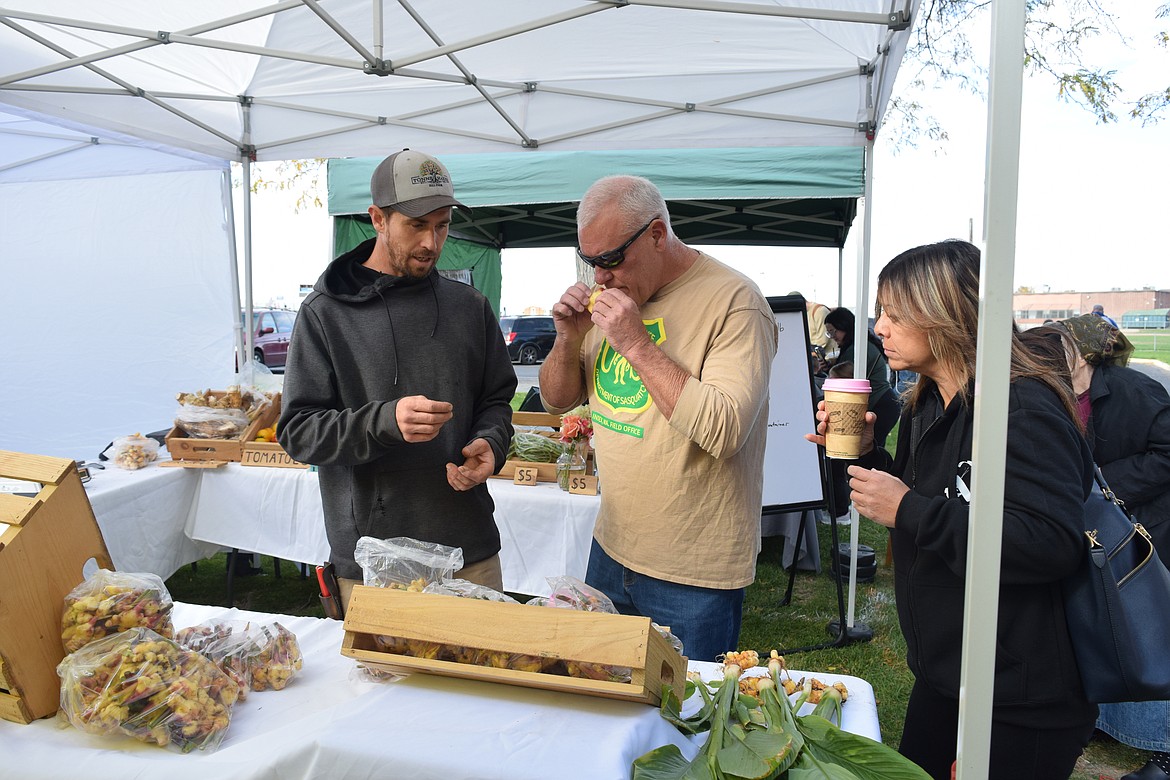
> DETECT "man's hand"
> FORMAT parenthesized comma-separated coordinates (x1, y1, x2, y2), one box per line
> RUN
(396, 396, 453, 442)
(446, 438, 495, 491)
(588, 286, 651, 357)
(550, 281, 596, 344)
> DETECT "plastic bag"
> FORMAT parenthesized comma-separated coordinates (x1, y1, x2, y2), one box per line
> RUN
(107, 433, 160, 470)
(423, 578, 518, 603)
(176, 620, 264, 699)
(173, 385, 273, 439)
(354, 536, 464, 589)
(249, 621, 303, 691)
(57, 627, 239, 753)
(61, 569, 174, 653)
(544, 575, 618, 613)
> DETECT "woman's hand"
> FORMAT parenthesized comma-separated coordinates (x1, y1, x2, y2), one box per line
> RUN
(803, 401, 878, 457)
(846, 466, 909, 528)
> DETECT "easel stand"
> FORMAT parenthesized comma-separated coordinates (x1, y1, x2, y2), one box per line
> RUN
(773, 449, 873, 656)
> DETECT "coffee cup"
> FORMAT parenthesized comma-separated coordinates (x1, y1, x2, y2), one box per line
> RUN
(821, 378, 871, 459)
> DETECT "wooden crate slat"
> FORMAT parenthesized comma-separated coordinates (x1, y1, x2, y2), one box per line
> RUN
(512, 411, 561, 429)
(0, 494, 41, 527)
(0, 450, 71, 485)
(0, 692, 32, 724)
(0, 655, 11, 691)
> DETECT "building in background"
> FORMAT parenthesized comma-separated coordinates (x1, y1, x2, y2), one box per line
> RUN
(1014, 288, 1170, 329)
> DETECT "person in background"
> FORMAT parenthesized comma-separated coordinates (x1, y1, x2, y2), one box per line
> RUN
(1090, 303, 1119, 328)
(821, 306, 900, 525)
(540, 174, 777, 661)
(1041, 314, 1170, 780)
(278, 149, 517, 610)
(793, 292, 836, 374)
(807, 240, 1097, 779)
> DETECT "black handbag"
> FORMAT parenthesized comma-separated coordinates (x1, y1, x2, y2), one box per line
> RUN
(1063, 465, 1170, 703)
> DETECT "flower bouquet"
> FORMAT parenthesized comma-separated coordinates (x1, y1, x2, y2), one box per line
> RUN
(556, 405, 593, 490)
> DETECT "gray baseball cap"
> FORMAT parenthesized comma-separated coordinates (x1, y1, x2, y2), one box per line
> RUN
(370, 149, 469, 218)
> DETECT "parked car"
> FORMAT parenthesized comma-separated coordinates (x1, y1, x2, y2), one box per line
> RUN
(245, 308, 297, 368)
(500, 315, 556, 364)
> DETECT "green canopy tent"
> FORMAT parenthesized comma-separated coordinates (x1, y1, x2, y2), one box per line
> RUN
(327, 147, 864, 316)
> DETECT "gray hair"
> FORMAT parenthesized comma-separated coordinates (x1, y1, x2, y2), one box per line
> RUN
(577, 175, 671, 234)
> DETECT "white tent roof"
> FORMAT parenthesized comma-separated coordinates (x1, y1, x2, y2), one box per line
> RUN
(0, 1, 915, 163)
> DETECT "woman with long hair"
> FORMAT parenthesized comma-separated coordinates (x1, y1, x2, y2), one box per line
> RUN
(1027, 316, 1170, 780)
(807, 240, 1097, 779)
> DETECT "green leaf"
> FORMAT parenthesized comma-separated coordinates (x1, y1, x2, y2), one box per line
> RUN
(795, 715, 931, 780)
(660, 681, 717, 735)
(788, 751, 860, 780)
(717, 726, 793, 780)
(632, 745, 701, 780)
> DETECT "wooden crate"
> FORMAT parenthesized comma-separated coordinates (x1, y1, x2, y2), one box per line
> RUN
(0, 451, 114, 724)
(512, 410, 561, 429)
(340, 587, 686, 706)
(165, 391, 281, 463)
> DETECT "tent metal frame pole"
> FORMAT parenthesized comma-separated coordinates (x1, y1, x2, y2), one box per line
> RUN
(956, 0, 1026, 776)
(242, 102, 255, 369)
(843, 136, 876, 632)
(222, 168, 246, 368)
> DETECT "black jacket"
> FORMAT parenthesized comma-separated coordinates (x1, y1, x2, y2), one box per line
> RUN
(1086, 363, 1170, 556)
(861, 377, 1096, 728)
(278, 239, 517, 580)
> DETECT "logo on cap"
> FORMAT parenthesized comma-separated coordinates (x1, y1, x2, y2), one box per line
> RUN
(411, 160, 450, 187)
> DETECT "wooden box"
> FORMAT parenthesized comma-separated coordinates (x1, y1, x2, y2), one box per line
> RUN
(0, 451, 114, 724)
(165, 391, 281, 463)
(340, 587, 686, 706)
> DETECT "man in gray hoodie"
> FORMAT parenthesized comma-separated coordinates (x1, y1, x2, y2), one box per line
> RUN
(278, 149, 517, 608)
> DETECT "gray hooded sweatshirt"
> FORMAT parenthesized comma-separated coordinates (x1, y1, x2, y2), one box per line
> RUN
(278, 238, 517, 581)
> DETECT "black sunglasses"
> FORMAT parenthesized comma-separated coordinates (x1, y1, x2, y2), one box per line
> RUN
(576, 218, 656, 269)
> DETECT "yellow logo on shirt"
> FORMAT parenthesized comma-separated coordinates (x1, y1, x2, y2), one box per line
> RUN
(591, 318, 665, 415)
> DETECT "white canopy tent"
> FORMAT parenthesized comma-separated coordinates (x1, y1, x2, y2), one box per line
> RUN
(0, 106, 237, 457)
(0, 0, 919, 455)
(1, 3, 1030, 774)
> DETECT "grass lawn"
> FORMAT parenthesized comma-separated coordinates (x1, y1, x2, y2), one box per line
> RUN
(1128, 329, 1170, 365)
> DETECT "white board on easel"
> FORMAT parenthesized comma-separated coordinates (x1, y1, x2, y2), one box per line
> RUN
(761, 295, 827, 512)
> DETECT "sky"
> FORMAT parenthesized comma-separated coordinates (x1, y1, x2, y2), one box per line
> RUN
(235, 2, 1169, 315)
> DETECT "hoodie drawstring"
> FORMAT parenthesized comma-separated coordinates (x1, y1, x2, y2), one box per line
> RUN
(375, 287, 400, 387)
(375, 274, 441, 386)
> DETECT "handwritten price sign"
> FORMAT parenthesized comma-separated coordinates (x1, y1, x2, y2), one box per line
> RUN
(513, 466, 539, 486)
(568, 474, 599, 495)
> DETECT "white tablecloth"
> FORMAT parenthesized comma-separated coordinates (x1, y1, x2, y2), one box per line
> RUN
(0, 602, 880, 780)
(83, 460, 815, 594)
(182, 465, 601, 597)
(83, 463, 220, 580)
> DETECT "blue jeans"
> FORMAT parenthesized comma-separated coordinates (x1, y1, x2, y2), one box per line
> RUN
(585, 539, 744, 662)
(1097, 701, 1170, 752)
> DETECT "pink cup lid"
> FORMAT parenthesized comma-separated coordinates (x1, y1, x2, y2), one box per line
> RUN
(822, 378, 871, 393)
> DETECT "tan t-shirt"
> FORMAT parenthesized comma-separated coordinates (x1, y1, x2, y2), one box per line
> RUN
(570, 253, 777, 589)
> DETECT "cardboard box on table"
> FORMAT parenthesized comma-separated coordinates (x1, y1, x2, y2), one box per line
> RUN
(0, 451, 113, 724)
(341, 587, 686, 706)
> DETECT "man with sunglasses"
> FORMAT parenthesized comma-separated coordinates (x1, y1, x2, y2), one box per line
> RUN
(539, 175, 777, 661)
